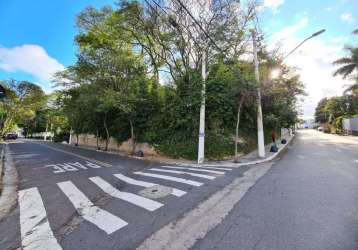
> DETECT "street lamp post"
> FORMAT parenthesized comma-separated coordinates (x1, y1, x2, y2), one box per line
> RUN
(261, 29, 326, 157)
(252, 30, 265, 158)
(283, 29, 326, 60)
(198, 48, 207, 164)
(271, 29, 326, 78)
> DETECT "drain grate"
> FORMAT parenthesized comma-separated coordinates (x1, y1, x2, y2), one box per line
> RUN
(138, 185, 172, 199)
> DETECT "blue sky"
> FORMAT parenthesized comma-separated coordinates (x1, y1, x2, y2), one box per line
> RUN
(0, 0, 357, 118)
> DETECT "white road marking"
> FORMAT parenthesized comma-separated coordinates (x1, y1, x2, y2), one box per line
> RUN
(335, 148, 342, 153)
(355, 160, 358, 163)
(32, 142, 112, 168)
(58, 181, 127, 234)
(197, 166, 233, 171)
(18, 187, 62, 250)
(149, 168, 215, 180)
(89, 177, 163, 211)
(161, 166, 225, 175)
(138, 162, 275, 250)
(297, 155, 305, 159)
(134, 172, 203, 187)
(113, 173, 186, 197)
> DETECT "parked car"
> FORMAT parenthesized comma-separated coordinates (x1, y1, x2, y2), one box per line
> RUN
(5, 133, 18, 140)
(318, 127, 323, 132)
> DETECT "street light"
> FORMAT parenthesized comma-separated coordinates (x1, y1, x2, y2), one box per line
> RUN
(271, 29, 326, 80)
(283, 29, 326, 60)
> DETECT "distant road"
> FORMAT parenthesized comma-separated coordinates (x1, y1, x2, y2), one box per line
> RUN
(194, 129, 358, 250)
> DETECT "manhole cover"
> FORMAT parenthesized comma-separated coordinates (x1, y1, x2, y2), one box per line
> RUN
(138, 185, 172, 199)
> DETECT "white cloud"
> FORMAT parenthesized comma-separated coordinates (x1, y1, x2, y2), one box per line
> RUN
(0, 44, 64, 83)
(340, 12, 354, 23)
(271, 17, 309, 42)
(269, 18, 353, 120)
(263, 0, 285, 10)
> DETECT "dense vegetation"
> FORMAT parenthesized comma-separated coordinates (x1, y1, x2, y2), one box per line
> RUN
(315, 29, 358, 133)
(1, 1, 304, 160)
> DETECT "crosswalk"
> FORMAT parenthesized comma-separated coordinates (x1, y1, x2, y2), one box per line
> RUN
(16, 165, 233, 249)
(19, 188, 62, 250)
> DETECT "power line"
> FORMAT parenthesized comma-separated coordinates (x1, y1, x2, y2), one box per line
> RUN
(145, 0, 201, 48)
(173, 0, 223, 52)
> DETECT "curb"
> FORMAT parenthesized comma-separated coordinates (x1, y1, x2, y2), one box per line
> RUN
(0, 146, 4, 193)
(35, 134, 295, 168)
(0, 144, 18, 221)
(175, 134, 296, 168)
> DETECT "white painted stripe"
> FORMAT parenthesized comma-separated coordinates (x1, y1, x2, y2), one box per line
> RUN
(58, 181, 127, 234)
(197, 166, 233, 171)
(32, 142, 112, 168)
(161, 166, 225, 175)
(18, 187, 62, 250)
(149, 168, 216, 180)
(89, 177, 163, 211)
(134, 172, 203, 187)
(113, 173, 186, 197)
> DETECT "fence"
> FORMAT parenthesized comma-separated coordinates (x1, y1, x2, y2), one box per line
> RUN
(343, 117, 358, 136)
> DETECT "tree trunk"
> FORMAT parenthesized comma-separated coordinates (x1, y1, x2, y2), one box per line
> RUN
(235, 96, 245, 162)
(44, 121, 48, 141)
(129, 119, 136, 155)
(103, 114, 110, 151)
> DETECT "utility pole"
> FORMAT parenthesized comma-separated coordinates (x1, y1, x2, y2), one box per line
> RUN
(252, 30, 265, 158)
(197, 48, 206, 164)
(69, 127, 72, 145)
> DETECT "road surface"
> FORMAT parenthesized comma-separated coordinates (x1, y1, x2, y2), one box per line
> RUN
(194, 130, 358, 250)
(0, 130, 357, 250)
(0, 139, 246, 250)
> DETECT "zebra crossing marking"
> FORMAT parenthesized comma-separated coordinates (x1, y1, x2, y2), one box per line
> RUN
(89, 177, 163, 211)
(149, 168, 216, 180)
(57, 181, 127, 234)
(134, 172, 203, 186)
(18, 187, 62, 250)
(32, 142, 112, 168)
(195, 166, 233, 171)
(161, 166, 226, 175)
(113, 173, 186, 197)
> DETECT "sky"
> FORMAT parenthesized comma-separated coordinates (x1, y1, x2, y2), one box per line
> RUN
(0, 0, 357, 119)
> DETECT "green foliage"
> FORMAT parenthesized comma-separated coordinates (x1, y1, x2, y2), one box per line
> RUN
(47, 2, 304, 160)
(315, 98, 329, 123)
(0, 80, 46, 137)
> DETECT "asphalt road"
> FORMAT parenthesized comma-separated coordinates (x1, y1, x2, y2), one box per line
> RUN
(0, 139, 249, 250)
(193, 130, 358, 250)
(1, 130, 357, 250)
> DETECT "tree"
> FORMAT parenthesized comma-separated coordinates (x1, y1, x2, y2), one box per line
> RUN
(333, 46, 358, 79)
(333, 29, 358, 79)
(50, 1, 304, 160)
(0, 80, 46, 137)
(315, 98, 329, 123)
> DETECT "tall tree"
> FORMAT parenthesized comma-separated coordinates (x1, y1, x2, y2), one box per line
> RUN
(0, 80, 46, 137)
